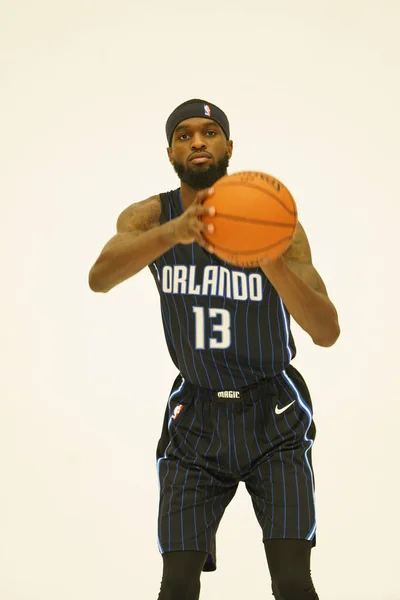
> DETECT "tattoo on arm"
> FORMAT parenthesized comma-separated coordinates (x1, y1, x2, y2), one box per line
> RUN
(143, 198, 161, 230)
(117, 196, 161, 233)
(283, 222, 311, 262)
(288, 261, 328, 295)
(283, 222, 328, 295)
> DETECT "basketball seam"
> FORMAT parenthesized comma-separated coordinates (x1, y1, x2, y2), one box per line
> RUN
(214, 181, 297, 216)
(209, 213, 295, 227)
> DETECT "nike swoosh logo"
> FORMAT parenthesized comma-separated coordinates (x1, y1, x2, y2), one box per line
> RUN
(275, 401, 296, 415)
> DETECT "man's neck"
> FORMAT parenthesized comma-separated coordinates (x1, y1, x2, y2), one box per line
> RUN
(179, 182, 199, 211)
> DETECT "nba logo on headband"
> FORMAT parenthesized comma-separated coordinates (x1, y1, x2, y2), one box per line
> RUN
(165, 100, 230, 145)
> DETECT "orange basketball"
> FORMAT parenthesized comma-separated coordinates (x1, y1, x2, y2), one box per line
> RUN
(201, 171, 298, 267)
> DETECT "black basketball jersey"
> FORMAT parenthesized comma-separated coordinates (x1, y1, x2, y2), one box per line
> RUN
(148, 189, 297, 390)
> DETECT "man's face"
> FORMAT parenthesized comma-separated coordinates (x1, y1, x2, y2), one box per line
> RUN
(167, 118, 233, 190)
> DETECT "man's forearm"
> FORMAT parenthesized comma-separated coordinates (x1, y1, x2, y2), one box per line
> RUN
(261, 258, 340, 347)
(89, 222, 176, 293)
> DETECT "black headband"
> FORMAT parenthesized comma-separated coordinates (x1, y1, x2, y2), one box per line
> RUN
(165, 101, 230, 146)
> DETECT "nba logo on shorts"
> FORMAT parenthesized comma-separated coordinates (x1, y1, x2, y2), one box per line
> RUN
(172, 404, 184, 420)
(204, 104, 211, 117)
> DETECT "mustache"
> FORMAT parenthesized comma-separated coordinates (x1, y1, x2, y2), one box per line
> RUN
(172, 152, 230, 190)
(188, 151, 213, 161)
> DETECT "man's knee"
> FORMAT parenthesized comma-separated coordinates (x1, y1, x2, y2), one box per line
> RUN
(158, 551, 207, 600)
(272, 572, 318, 600)
(160, 571, 200, 600)
(265, 540, 318, 600)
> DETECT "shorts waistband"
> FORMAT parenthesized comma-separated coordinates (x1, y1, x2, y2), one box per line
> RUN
(183, 376, 276, 403)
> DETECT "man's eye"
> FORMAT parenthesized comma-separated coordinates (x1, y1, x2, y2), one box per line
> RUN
(178, 131, 216, 140)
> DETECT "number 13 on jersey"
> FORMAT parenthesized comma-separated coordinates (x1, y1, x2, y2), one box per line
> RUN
(192, 306, 231, 350)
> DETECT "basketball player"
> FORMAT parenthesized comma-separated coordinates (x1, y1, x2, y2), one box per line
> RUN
(89, 99, 340, 600)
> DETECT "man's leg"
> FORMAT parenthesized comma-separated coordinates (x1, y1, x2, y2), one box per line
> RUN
(156, 378, 239, 589)
(264, 539, 319, 600)
(157, 551, 208, 600)
(244, 366, 319, 598)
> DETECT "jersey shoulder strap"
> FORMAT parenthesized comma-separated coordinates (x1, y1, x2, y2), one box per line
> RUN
(159, 189, 182, 225)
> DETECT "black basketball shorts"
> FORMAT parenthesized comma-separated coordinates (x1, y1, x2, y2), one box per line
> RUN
(156, 365, 317, 572)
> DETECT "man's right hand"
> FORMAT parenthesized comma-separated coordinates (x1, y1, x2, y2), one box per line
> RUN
(89, 189, 216, 293)
(169, 188, 216, 252)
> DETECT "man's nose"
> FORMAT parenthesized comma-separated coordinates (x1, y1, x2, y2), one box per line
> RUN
(191, 133, 206, 149)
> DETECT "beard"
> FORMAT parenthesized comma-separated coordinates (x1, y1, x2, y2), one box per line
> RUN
(172, 152, 230, 190)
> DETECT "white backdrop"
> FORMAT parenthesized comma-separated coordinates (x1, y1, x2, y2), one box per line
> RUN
(1, 1, 399, 599)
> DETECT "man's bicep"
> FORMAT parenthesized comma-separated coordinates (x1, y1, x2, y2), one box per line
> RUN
(287, 260, 329, 295)
(283, 221, 328, 295)
(283, 221, 312, 263)
(116, 195, 161, 233)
